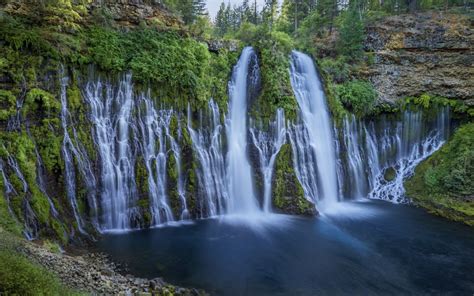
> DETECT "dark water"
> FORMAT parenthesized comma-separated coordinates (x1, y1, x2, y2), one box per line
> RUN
(96, 201, 474, 295)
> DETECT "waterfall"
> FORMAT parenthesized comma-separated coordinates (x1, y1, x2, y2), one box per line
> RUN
(342, 116, 368, 199)
(136, 96, 174, 226)
(187, 101, 228, 217)
(288, 122, 319, 203)
(60, 75, 87, 234)
(84, 75, 139, 231)
(5, 155, 38, 240)
(225, 46, 260, 214)
(340, 107, 451, 203)
(289, 51, 339, 208)
(250, 109, 286, 212)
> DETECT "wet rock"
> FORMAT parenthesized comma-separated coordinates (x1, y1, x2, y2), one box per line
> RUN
(207, 39, 239, 53)
(18, 241, 207, 295)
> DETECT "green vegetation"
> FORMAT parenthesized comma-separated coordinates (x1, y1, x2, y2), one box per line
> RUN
(405, 123, 474, 226)
(336, 80, 377, 116)
(273, 144, 315, 215)
(0, 229, 79, 295)
(403, 93, 474, 117)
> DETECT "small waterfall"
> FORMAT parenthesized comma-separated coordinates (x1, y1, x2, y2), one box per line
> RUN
(6, 156, 38, 240)
(7, 155, 27, 192)
(340, 107, 451, 203)
(187, 101, 228, 217)
(367, 108, 450, 202)
(342, 116, 368, 199)
(84, 75, 139, 231)
(6, 89, 25, 132)
(0, 159, 15, 195)
(289, 51, 339, 208)
(225, 46, 260, 214)
(250, 109, 286, 212)
(60, 75, 87, 234)
(288, 122, 319, 202)
(136, 96, 174, 226)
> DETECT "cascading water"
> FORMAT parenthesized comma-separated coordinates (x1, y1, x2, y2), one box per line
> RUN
(84, 75, 139, 231)
(225, 46, 260, 214)
(289, 51, 339, 208)
(342, 116, 368, 199)
(136, 96, 175, 226)
(250, 109, 286, 212)
(60, 74, 87, 234)
(340, 107, 451, 203)
(167, 120, 189, 220)
(187, 101, 228, 217)
(288, 122, 320, 202)
(6, 155, 38, 240)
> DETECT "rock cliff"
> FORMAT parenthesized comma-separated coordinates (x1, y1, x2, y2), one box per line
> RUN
(363, 12, 473, 105)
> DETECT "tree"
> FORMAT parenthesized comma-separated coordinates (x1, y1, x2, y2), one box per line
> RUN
(215, 2, 229, 36)
(336, 4, 365, 60)
(163, 0, 208, 25)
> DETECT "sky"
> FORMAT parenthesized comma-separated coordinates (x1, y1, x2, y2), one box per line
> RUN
(206, 0, 281, 20)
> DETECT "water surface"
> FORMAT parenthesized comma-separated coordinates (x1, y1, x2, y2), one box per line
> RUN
(96, 201, 474, 295)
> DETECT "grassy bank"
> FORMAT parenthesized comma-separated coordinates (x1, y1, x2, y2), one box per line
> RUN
(405, 123, 474, 226)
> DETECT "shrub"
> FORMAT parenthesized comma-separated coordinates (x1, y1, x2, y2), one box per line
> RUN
(319, 57, 350, 83)
(336, 80, 377, 116)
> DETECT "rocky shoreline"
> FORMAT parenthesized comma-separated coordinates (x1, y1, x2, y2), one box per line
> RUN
(18, 240, 206, 296)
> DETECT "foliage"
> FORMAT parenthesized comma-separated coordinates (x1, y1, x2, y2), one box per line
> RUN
(23, 88, 61, 118)
(253, 30, 298, 120)
(336, 7, 365, 61)
(336, 80, 377, 116)
(319, 57, 350, 83)
(0, 90, 17, 121)
(405, 123, 474, 225)
(163, 0, 207, 25)
(404, 94, 474, 117)
(273, 144, 314, 215)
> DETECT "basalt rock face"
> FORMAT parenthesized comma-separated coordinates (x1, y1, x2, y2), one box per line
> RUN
(363, 12, 474, 104)
(88, 0, 182, 28)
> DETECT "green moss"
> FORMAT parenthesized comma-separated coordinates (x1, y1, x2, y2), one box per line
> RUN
(166, 155, 180, 217)
(251, 31, 298, 121)
(43, 239, 61, 253)
(273, 144, 315, 215)
(135, 157, 149, 197)
(0, 90, 17, 121)
(50, 220, 68, 245)
(405, 123, 474, 226)
(384, 167, 397, 182)
(207, 49, 239, 112)
(137, 198, 151, 226)
(0, 182, 22, 236)
(66, 84, 83, 111)
(22, 88, 61, 118)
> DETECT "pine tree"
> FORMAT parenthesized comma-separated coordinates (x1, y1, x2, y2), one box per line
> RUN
(215, 2, 228, 36)
(336, 3, 365, 60)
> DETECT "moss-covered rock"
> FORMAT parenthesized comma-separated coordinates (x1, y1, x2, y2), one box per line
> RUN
(405, 122, 474, 226)
(272, 144, 316, 216)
